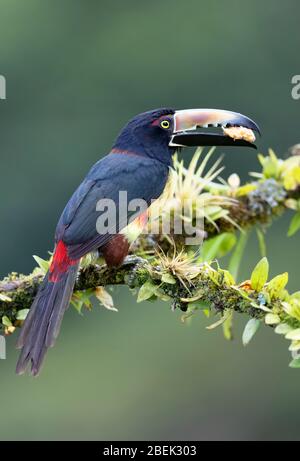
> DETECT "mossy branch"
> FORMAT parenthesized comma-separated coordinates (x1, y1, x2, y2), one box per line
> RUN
(2, 146, 300, 367)
(0, 256, 264, 322)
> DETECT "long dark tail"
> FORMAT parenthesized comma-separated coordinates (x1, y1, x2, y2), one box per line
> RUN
(16, 262, 79, 376)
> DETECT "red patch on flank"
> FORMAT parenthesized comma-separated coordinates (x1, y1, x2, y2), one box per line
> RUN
(101, 234, 130, 268)
(49, 240, 79, 282)
(135, 210, 148, 229)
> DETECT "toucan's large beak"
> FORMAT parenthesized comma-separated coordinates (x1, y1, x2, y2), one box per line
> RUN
(170, 109, 260, 149)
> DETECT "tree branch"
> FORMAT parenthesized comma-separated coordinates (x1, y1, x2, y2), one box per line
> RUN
(2, 147, 300, 367)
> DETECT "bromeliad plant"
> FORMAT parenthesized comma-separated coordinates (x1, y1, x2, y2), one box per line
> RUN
(2, 147, 300, 367)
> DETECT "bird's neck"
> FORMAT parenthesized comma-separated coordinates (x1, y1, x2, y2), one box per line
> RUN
(112, 138, 174, 166)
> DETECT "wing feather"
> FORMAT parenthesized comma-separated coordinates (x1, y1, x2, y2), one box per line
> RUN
(56, 153, 169, 259)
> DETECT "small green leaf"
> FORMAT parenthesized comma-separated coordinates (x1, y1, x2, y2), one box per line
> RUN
(267, 273, 289, 299)
(33, 255, 50, 274)
(289, 341, 300, 352)
(2, 316, 12, 327)
(16, 309, 29, 321)
(242, 318, 260, 346)
(0, 293, 12, 302)
(289, 358, 300, 368)
(285, 328, 300, 340)
(265, 313, 281, 325)
(137, 281, 157, 302)
(236, 183, 257, 197)
(161, 273, 176, 284)
(282, 301, 300, 321)
(274, 323, 293, 335)
(251, 257, 269, 292)
(288, 212, 300, 237)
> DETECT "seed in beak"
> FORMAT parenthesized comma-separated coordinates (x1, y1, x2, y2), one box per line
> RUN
(222, 126, 256, 143)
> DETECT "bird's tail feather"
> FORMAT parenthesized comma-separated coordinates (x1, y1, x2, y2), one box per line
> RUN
(16, 263, 79, 376)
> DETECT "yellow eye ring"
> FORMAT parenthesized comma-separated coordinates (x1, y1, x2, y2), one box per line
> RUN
(160, 120, 170, 129)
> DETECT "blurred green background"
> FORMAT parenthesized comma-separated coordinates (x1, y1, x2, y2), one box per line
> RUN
(0, 0, 300, 441)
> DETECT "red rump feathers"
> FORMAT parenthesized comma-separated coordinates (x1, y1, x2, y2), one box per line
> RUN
(49, 240, 79, 282)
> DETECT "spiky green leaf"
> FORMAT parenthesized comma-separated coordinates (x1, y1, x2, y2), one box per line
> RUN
(251, 257, 269, 292)
(33, 255, 50, 274)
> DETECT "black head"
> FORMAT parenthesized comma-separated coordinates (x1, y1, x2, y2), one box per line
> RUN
(112, 108, 176, 165)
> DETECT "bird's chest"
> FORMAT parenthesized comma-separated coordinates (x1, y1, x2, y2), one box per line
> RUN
(134, 159, 168, 195)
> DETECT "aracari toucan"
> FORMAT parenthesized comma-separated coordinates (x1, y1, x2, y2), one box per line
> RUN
(16, 108, 260, 375)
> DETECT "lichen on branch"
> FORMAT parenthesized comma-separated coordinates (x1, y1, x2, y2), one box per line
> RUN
(1, 147, 300, 368)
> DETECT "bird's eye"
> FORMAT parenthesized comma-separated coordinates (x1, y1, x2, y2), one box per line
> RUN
(160, 120, 170, 129)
